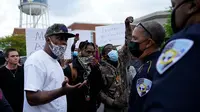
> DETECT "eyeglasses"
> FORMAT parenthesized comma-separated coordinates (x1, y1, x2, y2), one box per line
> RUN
(136, 23, 153, 39)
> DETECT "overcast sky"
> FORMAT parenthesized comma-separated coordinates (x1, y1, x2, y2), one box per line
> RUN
(0, 0, 171, 37)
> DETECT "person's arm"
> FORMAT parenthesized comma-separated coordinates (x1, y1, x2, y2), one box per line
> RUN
(128, 75, 139, 111)
(118, 16, 134, 61)
(0, 89, 13, 112)
(98, 66, 113, 105)
(99, 88, 127, 108)
(99, 90, 114, 106)
(71, 44, 76, 52)
(26, 88, 64, 106)
(98, 67, 125, 108)
(71, 34, 79, 52)
(24, 64, 81, 106)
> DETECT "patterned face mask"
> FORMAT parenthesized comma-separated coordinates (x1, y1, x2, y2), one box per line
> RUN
(49, 39, 67, 58)
(78, 56, 93, 65)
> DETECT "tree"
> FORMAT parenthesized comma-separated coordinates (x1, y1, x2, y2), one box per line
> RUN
(164, 9, 173, 42)
(0, 35, 26, 56)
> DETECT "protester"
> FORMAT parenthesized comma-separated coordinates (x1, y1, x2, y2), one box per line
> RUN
(23, 23, 81, 112)
(98, 16, 139, 112)
(118, 16, 142, 93)
(99, 44, 126, 112)
(0, 48, 24, 112)
(143, 0, 200, 111)
(128, 21, 165, 112)
(63, 41, 88, 79)
(0, 89, 13, 112)
(66, 40, 103, 112)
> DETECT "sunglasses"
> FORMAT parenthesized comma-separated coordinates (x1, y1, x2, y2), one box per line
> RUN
(136, 23, 153, 39)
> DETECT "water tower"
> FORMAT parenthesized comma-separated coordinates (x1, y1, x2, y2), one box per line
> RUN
(19, 0, 49, 28)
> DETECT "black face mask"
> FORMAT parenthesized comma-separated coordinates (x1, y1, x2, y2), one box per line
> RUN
(128, 41, 144, 58)
(171, 0, 191, 33)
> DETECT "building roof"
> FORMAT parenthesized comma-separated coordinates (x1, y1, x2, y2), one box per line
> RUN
(133, 10, 170, 24)
(13, 28, 25, 36)
(68, 22, 108, 31)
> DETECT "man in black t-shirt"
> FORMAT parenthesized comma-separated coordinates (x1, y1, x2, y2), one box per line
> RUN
(0, 48, 24, 112)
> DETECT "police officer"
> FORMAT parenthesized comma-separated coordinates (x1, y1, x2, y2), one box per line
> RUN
(128, 21, 165, 112)
(143, 0, 200, 111)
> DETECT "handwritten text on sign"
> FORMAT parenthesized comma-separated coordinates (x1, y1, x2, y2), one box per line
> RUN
(26, 28, 46, 56)
(25, 29, 93, 59)
(95, 23, 125, 46)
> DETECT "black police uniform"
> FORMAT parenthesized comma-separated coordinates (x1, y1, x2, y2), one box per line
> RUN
(128, 51, 160, 112)
(143, 24, 200, 112)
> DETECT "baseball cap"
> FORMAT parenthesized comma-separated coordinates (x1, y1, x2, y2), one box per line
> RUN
(45, 23, 75, 38)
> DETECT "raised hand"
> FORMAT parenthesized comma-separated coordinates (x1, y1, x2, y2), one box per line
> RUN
(125, 16, 134, 26)
(74, 33, 79, 43)
(125, 16, 134, 45)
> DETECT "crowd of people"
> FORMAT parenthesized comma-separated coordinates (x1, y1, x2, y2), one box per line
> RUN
(0, 0, 200, 111)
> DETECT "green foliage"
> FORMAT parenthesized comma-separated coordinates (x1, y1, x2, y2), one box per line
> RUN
(0, 35, 26, 56)
(164, 9, 173, 42)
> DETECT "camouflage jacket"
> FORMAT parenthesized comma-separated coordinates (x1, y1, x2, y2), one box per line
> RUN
(99, 50, 134, 108)
(99, 17, 142, 108)
(99, 60, 122, 106)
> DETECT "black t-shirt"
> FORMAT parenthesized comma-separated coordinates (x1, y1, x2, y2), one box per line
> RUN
(64, 58, 103, 112)
(0, 89, 13, 112)
(0, 66, 24, 112)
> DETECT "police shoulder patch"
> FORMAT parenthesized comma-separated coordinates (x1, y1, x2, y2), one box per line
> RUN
(156, 39, 194, 74)
(136, 78, 152, 97)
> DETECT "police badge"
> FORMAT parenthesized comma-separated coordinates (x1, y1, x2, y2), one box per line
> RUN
(156, 39, 194, 74)
(136, 78, 152, 97)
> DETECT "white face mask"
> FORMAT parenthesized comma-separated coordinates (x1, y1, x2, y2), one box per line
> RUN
(49, 39, 67, 58)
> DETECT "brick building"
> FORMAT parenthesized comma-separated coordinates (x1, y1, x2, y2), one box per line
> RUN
(13, 22, 107, 44)
(67, 22, 107, 44)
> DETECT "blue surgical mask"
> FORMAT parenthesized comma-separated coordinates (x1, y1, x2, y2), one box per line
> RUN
(107, 50, 118, 62)
(73, 51, 78, 57)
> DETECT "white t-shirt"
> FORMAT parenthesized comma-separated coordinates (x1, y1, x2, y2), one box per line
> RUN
(23, 50, 67, 112)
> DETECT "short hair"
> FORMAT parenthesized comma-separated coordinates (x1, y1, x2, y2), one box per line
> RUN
(4, 48, 18, 58)
(78, 40, 95, 51)
(79, 40, 88, 50)
(84, 42, 95, 50)
(140, 21, 165, 47)
(101, 44, 113, 55)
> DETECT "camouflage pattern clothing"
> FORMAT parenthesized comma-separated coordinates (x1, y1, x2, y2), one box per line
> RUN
(99, 17, 141, 112)
(45, 23, 75, 38)
(99, 60, 128, 112)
